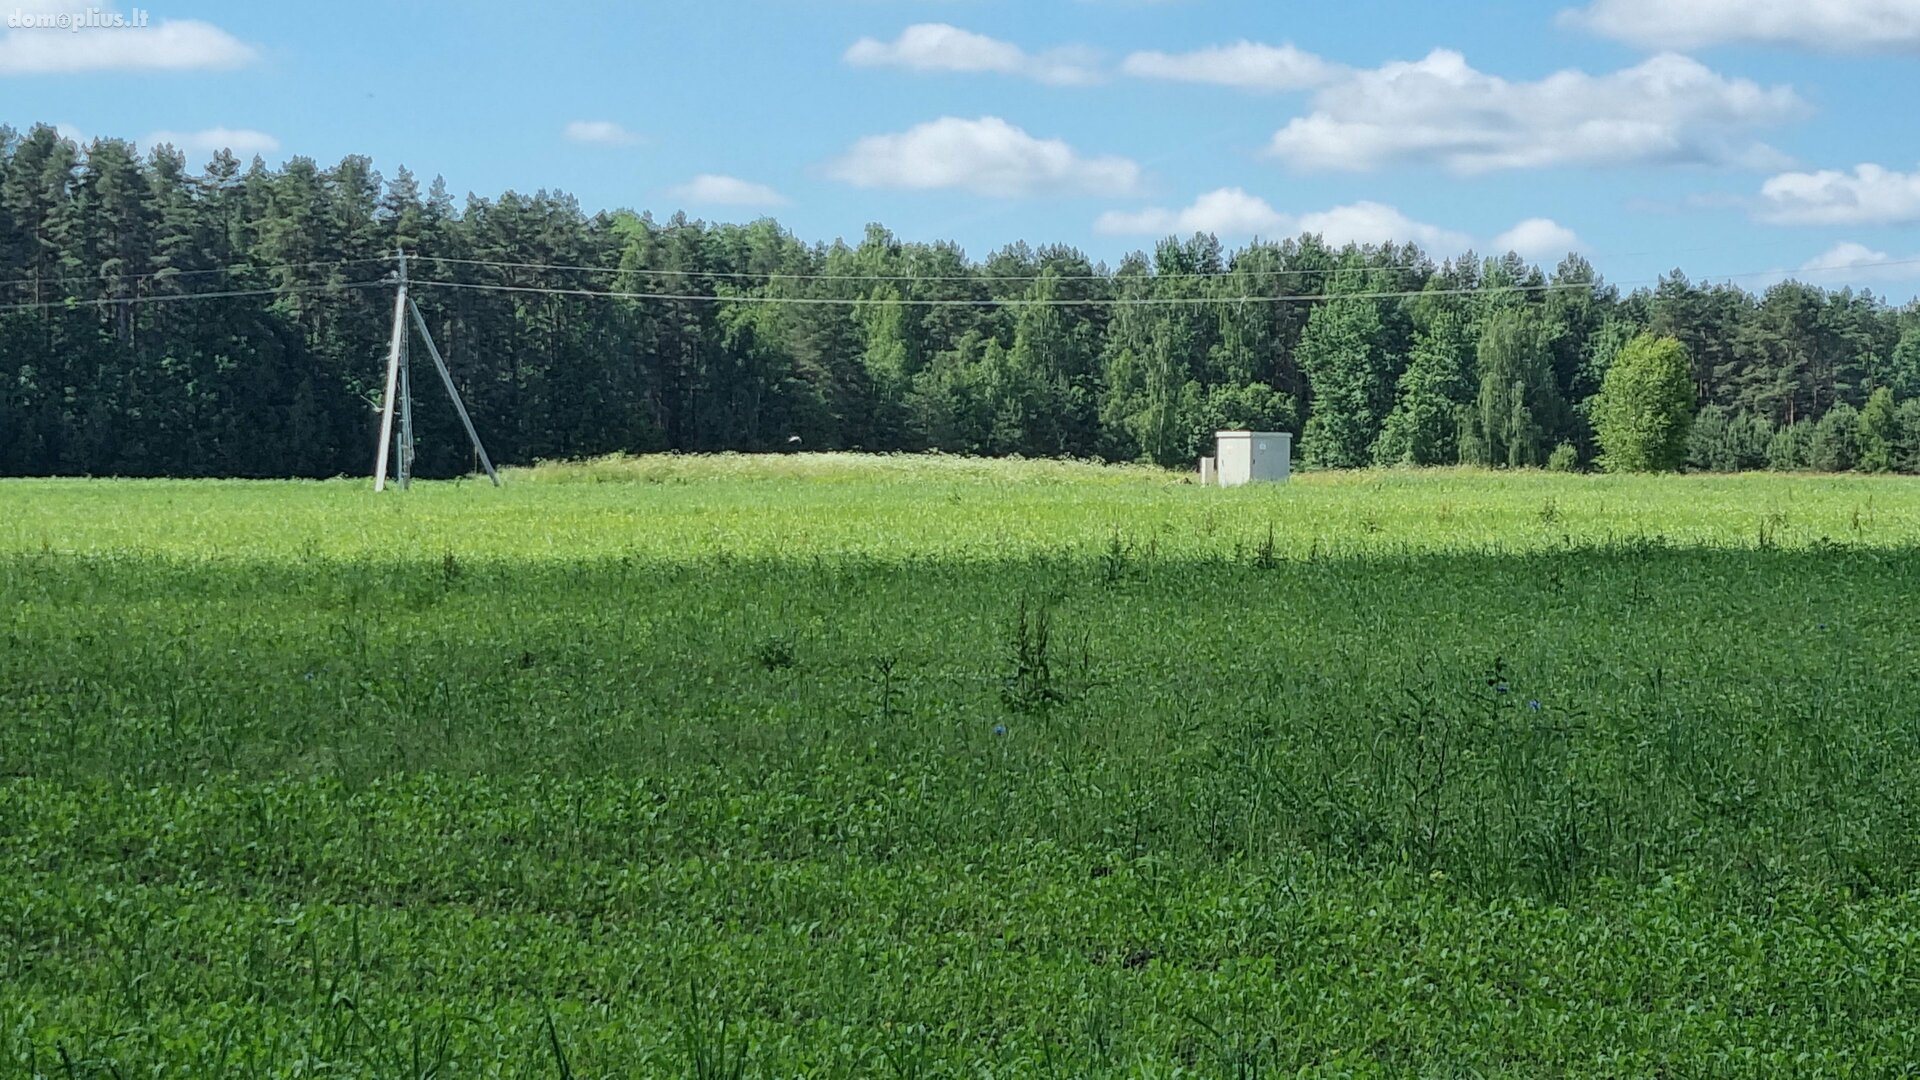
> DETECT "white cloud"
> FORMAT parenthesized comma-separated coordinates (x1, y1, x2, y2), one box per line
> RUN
(1757, 163, 1920, 225)
(1120, 41, 1340, 91)
(828, 116, 1141, 198)
(667, 174, 788, 208)
(1095, 187, 1288, 235)
(0, 2, 255, 73)
(143, 127, 279, 155)
(1267, 50, 1803, 174)
(1294, 202, 1472, 251)
(1562, 0, 1920, 52)
(1094, 189, 1474, 251)
(1796, 241, 1920, 283)
(1492, 218, 1584, 259)
(845, 24, 1100, 86)
(564, 120, 642, 146)
(1802, 241, 1889, 273)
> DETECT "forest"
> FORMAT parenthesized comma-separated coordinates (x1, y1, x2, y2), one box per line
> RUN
(4, 121, 1920, 479)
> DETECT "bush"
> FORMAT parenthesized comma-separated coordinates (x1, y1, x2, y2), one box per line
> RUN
(1689, 406, 1774, 472)
(1592, 335, 1694, 473)
(1896, 399, 1920, 473)
(1182, 382, 1299, 464)
(1768, 420, 1812, 471)
(1808, 403, 1861, 473)
(1547, 443, 1581, 472)
(1860, 388, 1898, 473)
(1730, 412, 1777, 471)
(1687, 405, 1731, 471)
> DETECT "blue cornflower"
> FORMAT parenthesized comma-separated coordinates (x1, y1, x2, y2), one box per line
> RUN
(1528, 700, 1542, 711)
(993, 725, 1008, 737)
(1495, 684, 1510, 694)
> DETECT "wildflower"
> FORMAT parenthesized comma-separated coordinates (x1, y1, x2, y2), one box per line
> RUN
(992, 725, 1008, 737)
(1495, 683, 1510, 694)
(1528, 700, 1542, 711)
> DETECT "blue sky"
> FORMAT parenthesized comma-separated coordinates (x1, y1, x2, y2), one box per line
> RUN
(7, 0, 1920, 297)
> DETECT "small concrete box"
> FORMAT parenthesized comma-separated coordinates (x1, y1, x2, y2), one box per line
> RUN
(1215, 431, 1292, 487)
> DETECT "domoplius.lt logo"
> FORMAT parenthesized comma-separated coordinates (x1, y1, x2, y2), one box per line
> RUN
(6, 6, 150, 30)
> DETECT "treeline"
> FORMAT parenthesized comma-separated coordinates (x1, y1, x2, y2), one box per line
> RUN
(5, 122, 1920, 479)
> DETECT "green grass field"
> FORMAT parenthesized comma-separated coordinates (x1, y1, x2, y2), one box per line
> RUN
(7, 456, 1920, 1077)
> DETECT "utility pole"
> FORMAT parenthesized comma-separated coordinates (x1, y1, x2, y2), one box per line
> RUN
(397, 282, 415, 489)
(373, 249, 502, 490)
(373, 247, 408, 492)
(410, 298, 501, 486)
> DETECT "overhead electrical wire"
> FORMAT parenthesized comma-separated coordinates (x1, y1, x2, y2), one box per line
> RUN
(0, 256, 394, 294)
(407, 252, 1920, 291)
(1691, 256, 1920, 282)
(0, 274, 1587, 313)
(3, 254, 1916, 315)
(0, 279, 391, 314)
(407, 252, 1460, 284)
(406, 278, 1596, 307)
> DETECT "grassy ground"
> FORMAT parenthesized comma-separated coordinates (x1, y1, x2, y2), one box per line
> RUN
(5, 455, 1920, 1076)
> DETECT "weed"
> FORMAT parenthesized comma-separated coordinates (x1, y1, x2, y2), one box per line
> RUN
(1099, 528, 1132, 586)
(1002, 597, 1067, 714)
(1252, 522, 1279, 571)
(754, 634, 797, 673)
(679, 989, 750, 1080)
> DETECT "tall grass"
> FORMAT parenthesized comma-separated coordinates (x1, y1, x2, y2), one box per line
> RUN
(4, 458, 1920, 1074)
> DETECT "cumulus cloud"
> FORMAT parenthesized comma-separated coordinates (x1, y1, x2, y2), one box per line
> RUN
(1562, 0, 1920, 52)
(1757, 163, 1920, 225)
(0, 2, 255, 73)
(1792, 241, 1920, 284)
(1266, 50, 1803, 174)
(1493, 218, 1584, 259)
(1094, 187, 1288, 236)
(668, 174, 788, 207)
(845, 24, 1100, 86)
(828, 117, 1141, 198)
(1094, 189, 1476, 251)
(564, 120, 642, 146)
(1293, 202, 1473, 251)
(144, 127, 278, 155)
(1120, 41, 1339, 91)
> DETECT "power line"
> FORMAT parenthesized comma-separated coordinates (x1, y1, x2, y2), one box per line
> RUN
(6, 249, 1899, 305)
(0, 279, 391, 314)
(410, 251, 1920, 293)
(0, 256, 394, 294)
(407, 278, 1596, 307)
(1689, 257, 1920, 284)
(1, 259, 1909, 318)
(408, 252, 1456, 285)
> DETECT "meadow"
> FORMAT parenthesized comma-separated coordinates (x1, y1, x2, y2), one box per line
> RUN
(5, 456, 1920, 1077)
